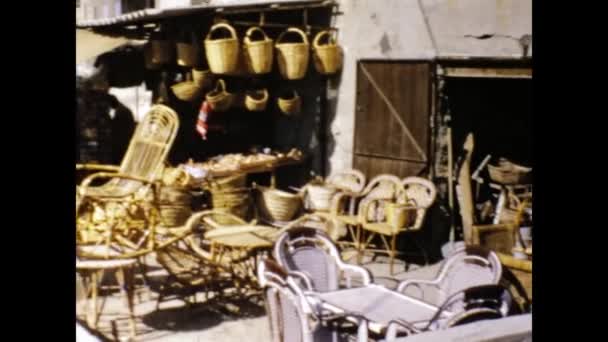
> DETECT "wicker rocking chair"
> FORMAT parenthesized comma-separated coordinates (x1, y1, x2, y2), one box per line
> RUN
(76, 104, 179, 257)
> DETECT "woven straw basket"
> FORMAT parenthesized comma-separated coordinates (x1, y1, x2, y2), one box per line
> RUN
(192, 68, 214, 89)
(255, 185, 302, 222)
(278, 90, 301, 115)
(150, 39, 174, 65)
(488, 161, 532, 185)
(276, 28, 310, 80)
(160, 205, 192, 227)
(206, 79, 234, 112)
(144, 43, 162, 70)
(312, 30, 343, 75)
(205, 23, 240, 74)
(206, 174, 247, 190)
(171, 81, 202, 102)
(211, 188, 251, 224)
(304, 183, 337, 211)
(243, 26, 274, 74)
(245, 88, 269, 111)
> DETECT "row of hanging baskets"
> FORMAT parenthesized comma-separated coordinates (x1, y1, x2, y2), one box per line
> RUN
(204, 79, 302, 115)
(145, 23, 343, 79)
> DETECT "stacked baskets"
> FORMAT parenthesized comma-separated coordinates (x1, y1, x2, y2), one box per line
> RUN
(159, 187, 193, 227)
(207, 174, 251, 224)
(255, 185, 302, 222)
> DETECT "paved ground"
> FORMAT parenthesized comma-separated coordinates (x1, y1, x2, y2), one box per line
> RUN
(76, 249, 442, 341)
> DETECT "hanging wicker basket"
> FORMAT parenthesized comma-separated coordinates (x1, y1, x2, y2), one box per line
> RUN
(312, 30, 343, 75)
(277, 90, 301, 116)
(205, 79, 234, 112)
(192, 68, 214, 89)
(275, 27, 310, 80)
(150, 38, 174, 65)
(176, 32, 201, 68)
(245, 88, 269, 112)
(171, 81, 202, 102)
(144, 43, 162, 70)
(204, 23, 240, 74)
(243, 26, 274, 74)
(255, 185, 302, 222)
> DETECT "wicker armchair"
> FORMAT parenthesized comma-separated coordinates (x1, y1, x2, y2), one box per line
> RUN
(358, 177, 438, 274)
(329, 174, 402, 257)
(76, 105, 179, 253)
(273, 227, 372, 292)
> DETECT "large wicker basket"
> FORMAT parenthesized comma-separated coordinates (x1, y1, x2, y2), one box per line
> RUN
(205, 23, 240, 74)
(210, 188, 251, 224)
(159, 186, 193, 227)
(275, 28, 310, 80)
(206, 79, 234, 112)
(255, 185, 302, 222)
(312, 30, 343, 75)
(243, 26, 273, 74)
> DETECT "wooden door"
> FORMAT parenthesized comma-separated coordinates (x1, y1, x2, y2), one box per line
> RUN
(354, 61, 431, 178)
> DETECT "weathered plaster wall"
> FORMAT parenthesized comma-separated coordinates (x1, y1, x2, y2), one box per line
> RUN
(326, 0, 435, 175)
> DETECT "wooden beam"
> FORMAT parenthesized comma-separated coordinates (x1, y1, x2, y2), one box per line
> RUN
(444, 67, 532, 79)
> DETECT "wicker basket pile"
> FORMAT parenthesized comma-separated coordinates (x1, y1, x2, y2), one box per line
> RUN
(207, 174, 251, 224)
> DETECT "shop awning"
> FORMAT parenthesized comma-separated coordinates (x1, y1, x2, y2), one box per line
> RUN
(76, 29, 130, 64)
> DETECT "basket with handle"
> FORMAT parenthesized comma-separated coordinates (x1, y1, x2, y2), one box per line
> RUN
(171, 81, 202, 102)
(302, 181, 337, 212)
(255, 184, 302, 222)
(176, 31, 201, 67)
(204, 23, 240, 74)
(245, 88, 269, 112)
(205, 79, 234, 112)
(277, 90, 301, 116)
(243, 26, 274, 74)
(312, 30, 343, 75)
(275, 27, 310, 80)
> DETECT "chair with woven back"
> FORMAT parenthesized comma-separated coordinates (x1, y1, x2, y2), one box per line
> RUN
(357, 176, 438, 275)
(76, 104, 179, 249)
(329, 174, 402, 258)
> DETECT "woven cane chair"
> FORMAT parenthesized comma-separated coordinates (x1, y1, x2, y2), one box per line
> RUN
(358, 177, 438, 275)
(329, 174, 402, 256)
(76, 105, 179, 249)
(396, 246, 502, 307)
(273, 227, 372, 292)
(258, 258, 368, 342)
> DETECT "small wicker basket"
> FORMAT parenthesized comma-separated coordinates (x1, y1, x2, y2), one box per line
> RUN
(206, 79, 234, 112)
(192, 68, 214, 89)
(150, 39, 174, 65)
(243, 26, 273, 74)
(303, 183, 337, 211)
(255, 185, 302, 222)
(171, 81, 202, 102)
(488, 162, 532, 185)
(205, 23, 240, 74)
(245, 88, 269, 112)
(312, 30, 343, 75)
(275, 27, 310, 80)
(277, 90, 301, 115)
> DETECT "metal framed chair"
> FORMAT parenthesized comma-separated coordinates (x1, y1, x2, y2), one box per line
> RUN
(357, 177, 438, 274)
(384, 284, 512, 340)
(396, 246, 503, 307)
(273, 226, 372, 292)
(257, 258, 368, 342)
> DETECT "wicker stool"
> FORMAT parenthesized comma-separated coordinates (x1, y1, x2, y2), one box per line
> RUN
(76, 258, 137, 340)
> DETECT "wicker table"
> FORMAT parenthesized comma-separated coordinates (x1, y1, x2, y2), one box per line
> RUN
(306, 284, 442, 335)
(76, 258, 137, 340)
(204, 225, 278, 289)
